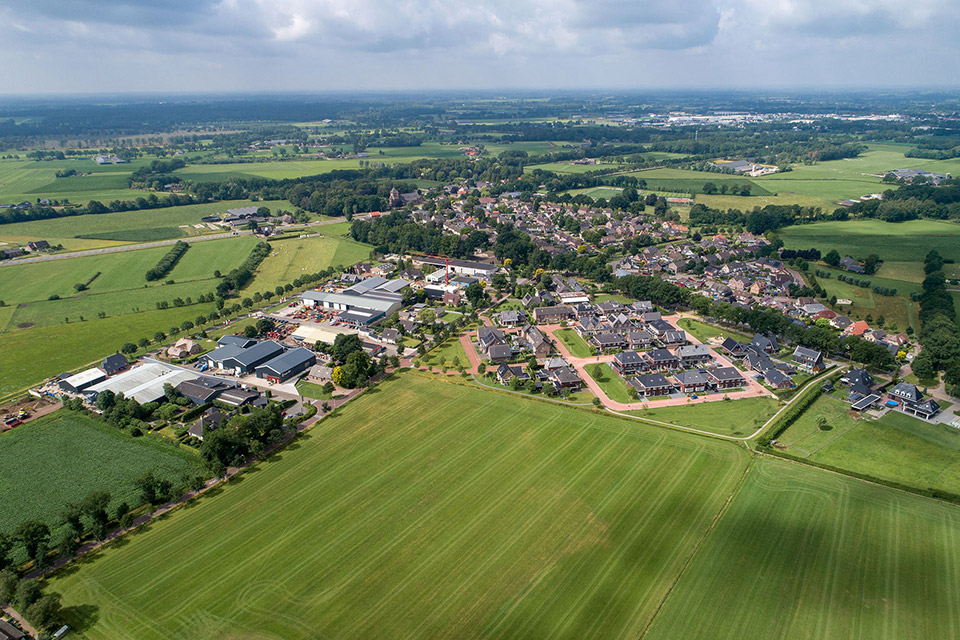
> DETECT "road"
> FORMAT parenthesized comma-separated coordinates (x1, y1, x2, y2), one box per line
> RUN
(0, 219, 345, 267)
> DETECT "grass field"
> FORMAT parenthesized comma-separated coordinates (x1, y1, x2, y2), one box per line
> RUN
(0, 410, 202, 545)
(555, 328, 593, 357)
(584, 363, 634, 403)
(781, 219, 960, 262)
(815, 273, 920, 330)
(49, 373, 750, 639)
(677, 318, 752, 344)
(253, 235, 371, 292)
(776, 394, 960, 495)
(618, 168, 773, 196)
(0, 200, 256, 250)
(627, 396, 782, 437)
(645, 455, 960, 640)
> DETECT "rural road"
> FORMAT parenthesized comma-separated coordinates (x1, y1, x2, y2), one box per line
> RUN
(0, 218, 345, 267)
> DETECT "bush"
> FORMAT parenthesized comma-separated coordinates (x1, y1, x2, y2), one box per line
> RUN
(145, 241, 189, 281)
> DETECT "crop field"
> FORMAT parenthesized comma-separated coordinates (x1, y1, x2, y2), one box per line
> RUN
(645, 456, 960, 640)
(525, 161, 627, 174)
(775, 394, 960, 495)
(49, 373, 750, 639)
(0, 199, 256, 250)
(0, 159, 145, 204)
(0, 410, 202, 545)
(781, 219, 960, 262)
(627, 396, 782, 438)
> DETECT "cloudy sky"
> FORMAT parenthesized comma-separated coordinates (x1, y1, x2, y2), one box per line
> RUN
(0, 0, 957, 94)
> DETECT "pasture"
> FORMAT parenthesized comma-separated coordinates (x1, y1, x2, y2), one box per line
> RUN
(645, 456, 960, 640)
(619, 168, 773, 196)
(49, 373, 750, 639)
(627, 396, 782, 438)
(253, 234, 371, 292)
(780, 219, 960, 262)
(0, 410, 202, 544)
(775, 394, 960, 496)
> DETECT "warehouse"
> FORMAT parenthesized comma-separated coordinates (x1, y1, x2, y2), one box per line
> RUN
(58, 368, 107, 394)
(256, 347, 317, 383)
(300, 277, 403, 325)
(200, 340, 285, 376)
(85, 362, 198, 404)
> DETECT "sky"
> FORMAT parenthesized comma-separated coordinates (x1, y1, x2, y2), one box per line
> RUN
(0, 0, 958, 94)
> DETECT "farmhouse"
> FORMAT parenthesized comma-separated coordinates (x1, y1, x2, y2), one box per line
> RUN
(188, 408, 224, 441)
(167, 338, 203, 359)
(101, 353, 130, 376)
(255, 347, 317, 383)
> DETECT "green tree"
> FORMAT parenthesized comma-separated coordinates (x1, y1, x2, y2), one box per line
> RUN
(824, 250, 841, 267)
(15, 578, 42, 610)
(0, 568, 18, 603)
(15, 521, 49, 564)
(26, 593, 62, 630)
(120, 342, 137, 355)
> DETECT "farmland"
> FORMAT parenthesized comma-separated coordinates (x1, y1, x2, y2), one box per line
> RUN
(49, 373, 750, 639)
(645, 456, 960, 640)
(627, 396, 782, 438)
(775, 394, 960, 495)
(253, 233, 371, 292)
(0, 410, 202, 545)
(780, 219, 960, 262)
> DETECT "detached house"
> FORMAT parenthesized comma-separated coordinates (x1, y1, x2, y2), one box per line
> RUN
(792, 346, 824, 372)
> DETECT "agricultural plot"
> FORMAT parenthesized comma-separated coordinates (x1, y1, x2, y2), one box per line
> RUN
(49, 373, 750, 640)
(0, 158, 142, 204)
(781, 219, 960, 262)
(0, 410, 202, 544)
(815, 275, 920, 330)
(627, 396, 782, 438)
(252, 234, 371, 292)
(775, 394, 960, 495)
(619, 168, 772, 196)
(645, 456, 960, 640)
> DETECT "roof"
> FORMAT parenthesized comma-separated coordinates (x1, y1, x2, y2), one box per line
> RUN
(890, 382, 922, 402)
(646, 348, 676, 362)
(851, 394, 881, 411)
(102, 352, 128, 373)
(674, 370, 709, 385)
(635, 373, 672, 388)
(231, 341, 285, 367)
(614, 350, 644, 364)
(218, 335, 257, 348)
(793, 345, 823, 361)
(763, 368, 792, 387)
(709, 366, 744, 381)
(550, 368, 581, 384)
(61, 367, 106, 390)
(676, 344, 710, 358)
(488, 344, 513, 359)
(256, 347, 316, 376)
(203, 344, 245, 363)
(87, 362, 199, 404)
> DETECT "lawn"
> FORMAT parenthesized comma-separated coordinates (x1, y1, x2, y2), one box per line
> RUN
(645, 455, 960, 640)
(0, 410, 202, 549)
(554, 328, 594, 357)
(584, 363, 634, 403)
(781, 219, 960, 262)
(777, 394, 960, 495)
(49, 373, 749, 639)
(677, 317, 752, 344)
(295, 379, 335, 401)
(420, 335, 469, 369)
(627, 396, 782, 438)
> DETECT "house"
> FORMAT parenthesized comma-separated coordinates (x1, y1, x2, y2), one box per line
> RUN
(255, 347, 316, 383)
(909, 399, 942, 420)
(167, 338, 203, 359)
(840, 368, 874, 396)
(762, 368, 793, 389)
(380, 328, 401, 344)
(675, 344, 712, 365)
(660, 330, 688, 347)
(542, 357, 568, 371)
(627, 330, 654, 350)
(477, 326, 506, 354)
(498, 309, 527, 326)
(0, 620, 25, 640)
(612, 350, 646, 375)
(548, 368, 583, 392)
(591, 332, 627, 352)
(27, 240, 50, 252)
(488, 344, 513, 363)
(521, 324, 551, 358)
(101, 353, 130, 376)
(839, 256, 865, 274)
(706, 366, 745, 390)
(533, 305, 575, 323)
(496, 363, 530, 385)
(750, 333, 777, 355)
(792, 346, 824, 372)
(646, 318, 673, 336)
(846, 321, 870, 336)
(644, 348, 679, 371)
(720, 337, 748, 358)
(889, 382, 922, 405)
(674, 370, 709, 394)
(630, 373, 676, 397)
(188, 408, 224, 441)
(307, 364, 333, 382)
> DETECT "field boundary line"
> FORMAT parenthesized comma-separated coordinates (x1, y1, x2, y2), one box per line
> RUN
(638, 457, 756, 639)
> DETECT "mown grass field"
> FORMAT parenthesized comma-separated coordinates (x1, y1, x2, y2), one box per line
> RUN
(619, 168, 773, 196)
(645, 456, 960, 640)
(677, 317, 752, 344)
(781, 219, 960, 262)
(555, 328, 593, 357)
(254, 234, 371, 292)
(627, 396, 782, 438)
(49, 373, 750, 639)
(776, 394, 960, 495)
(0, 199, 256, 250)
(584, 362, 633, 403)
(0, 410, 202, 545)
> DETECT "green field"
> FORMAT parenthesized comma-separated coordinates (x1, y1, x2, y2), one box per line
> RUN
(619, 168, 773, 196)
(0, 200, 256, 250)
(628, 396, 782, 437)
(645, 456, 960, 640)
(554, 328, 593, 357)
(49, 373, 750, 639)
(0, 410, 202, 544)
(776, 394, 960, 495)
(584, 363, 633, 403)
(677, 317, 752, 344)
(252, 234, 371, 292)
(781, 219, 960, 262)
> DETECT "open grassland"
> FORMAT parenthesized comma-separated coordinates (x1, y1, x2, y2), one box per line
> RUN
(645, 456, 960, 640)
(776, 394, 960, 495)
(677, 317, 752, 344)
(627, 396, 782, 438)
(0, 237, 258, 330)
(555, 328, 594, 357)
(584, 363, 634, 403)
(815, 276, 920, 330)
(781, 219, 960, 262)
(0, 159, 143, 204)
(694, 192, 834, 210)
(0, 200, 256, 250)
(253, 234, 371, 291)
(0, 411, 202, 544)
(618, 168, 772, 196)
(49, 373, 749, 640)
